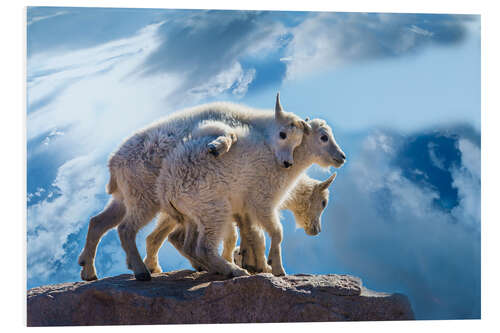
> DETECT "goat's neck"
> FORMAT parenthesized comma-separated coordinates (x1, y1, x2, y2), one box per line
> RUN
(279, 194, 296, 211)
(287, 142, 315, 178)
(275, 142, 315, 199)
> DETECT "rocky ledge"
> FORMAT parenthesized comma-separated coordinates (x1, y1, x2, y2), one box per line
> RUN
(27, 270, 414, 326)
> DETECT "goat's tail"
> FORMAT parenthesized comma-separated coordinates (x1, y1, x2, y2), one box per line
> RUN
(106, 172, 118, 194)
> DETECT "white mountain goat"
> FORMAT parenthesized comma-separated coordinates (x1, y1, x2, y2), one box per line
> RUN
(237, 172, 337, 272)
(78, 94, 311, 281)
(144, 173, 336, 274)
(156, 118, 346, 277)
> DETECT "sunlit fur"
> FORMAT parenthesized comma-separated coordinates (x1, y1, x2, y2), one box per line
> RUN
(155, 118, 345, 277)
(78, 95, 310, 281)
(144, 173, 336, 273)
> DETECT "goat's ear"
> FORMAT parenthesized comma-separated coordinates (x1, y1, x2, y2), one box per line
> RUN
(275, 92, 284, 120)
(300, 120, 312, 135)
(318, 172, 336, 191)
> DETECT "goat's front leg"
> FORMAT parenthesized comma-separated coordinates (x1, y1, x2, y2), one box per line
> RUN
(144, 213, 176, 274)
(221, 222, 238, 264)
(257, 210, 285, 276)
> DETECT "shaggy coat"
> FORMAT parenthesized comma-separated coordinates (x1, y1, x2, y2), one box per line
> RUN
(78, 94, 310, 281)
(156, 118, 345, 277)
(143, 173, 336, 274)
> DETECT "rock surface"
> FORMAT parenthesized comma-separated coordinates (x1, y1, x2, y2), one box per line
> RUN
(27, 270, 414, 326)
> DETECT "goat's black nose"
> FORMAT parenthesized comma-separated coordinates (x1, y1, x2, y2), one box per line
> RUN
(339, 151, 346, 160)
(283, 161, 292, 168)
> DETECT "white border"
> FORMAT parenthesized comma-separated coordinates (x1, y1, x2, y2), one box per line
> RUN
(4, 0, 498, 332)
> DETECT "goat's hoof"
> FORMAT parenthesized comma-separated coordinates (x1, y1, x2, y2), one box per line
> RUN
(272, 267, 286, 277)
(244, 265, 257, 273)
(82, 274, 98, 281)
(208, 144, 219, 157)
(135, 271, 152, 281)
(77, 253, 88, 267)
(147, 265, 162, 274)
(230, 268, 250, 278)
(80, 268, 97, 281)
(262, 264, 272, 273)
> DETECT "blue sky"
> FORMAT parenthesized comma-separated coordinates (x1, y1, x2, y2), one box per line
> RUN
(26, 7, 480, 320)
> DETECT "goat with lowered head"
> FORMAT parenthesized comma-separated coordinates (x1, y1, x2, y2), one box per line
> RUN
(144, 172, 336, 273)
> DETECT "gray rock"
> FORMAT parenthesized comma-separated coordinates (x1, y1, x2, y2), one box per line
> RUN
(27, 270, 414, 326)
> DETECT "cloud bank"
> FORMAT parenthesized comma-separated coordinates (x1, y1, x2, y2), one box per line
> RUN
(283, 13, 478, 78)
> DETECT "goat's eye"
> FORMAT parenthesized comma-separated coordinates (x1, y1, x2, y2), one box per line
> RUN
(279, 132, 287, 139)
(322, 200, 327, 208)
(290, 123, 295, 128)
(320, 135, 328, 142)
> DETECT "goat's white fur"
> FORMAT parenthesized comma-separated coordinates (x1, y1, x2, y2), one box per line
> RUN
(144, 173, 336, 274)
(155, 118, 345, 277)
(78, 94, 310, 281)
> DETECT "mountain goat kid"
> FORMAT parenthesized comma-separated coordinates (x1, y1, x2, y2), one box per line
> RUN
(236, 172, 337, 272)
(78, 94, 311, 281)
(156, 118, 346, 277)
(144, 173, 336, 274)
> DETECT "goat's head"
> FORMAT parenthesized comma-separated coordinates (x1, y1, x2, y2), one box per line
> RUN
(301, 118, 346, 168)
(294, 173, 336, 236)
(269, 92, 312, 169)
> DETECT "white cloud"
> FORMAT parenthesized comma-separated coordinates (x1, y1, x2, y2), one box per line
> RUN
(457, 138, 480, 178)
(233, 68, 256, 96)
(26, 23, 179, 282)
(450, 138, 481, 227)
(27, 10, 68, 26)
(27, 22, 170, 145)
(283, 13, 345, 79)
(189, 62, 255, 98)
(27, 153, 108, 279)
(409, 25, 434, 37)
(282, 13, 477, 79)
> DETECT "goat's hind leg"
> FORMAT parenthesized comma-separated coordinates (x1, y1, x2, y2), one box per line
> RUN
(193, 121, 238, 158)
(168, 224, 207, 272)
(235, 214, 257, 272)
(237, 214, 271, 273)
(144, 213, 176, 274)
(183, 222, 210, 271)
(207, 132, 237, 157)
(246, 227, 271, 273)
(118, 206, 157, 281)
(78, 197, 126, 281)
